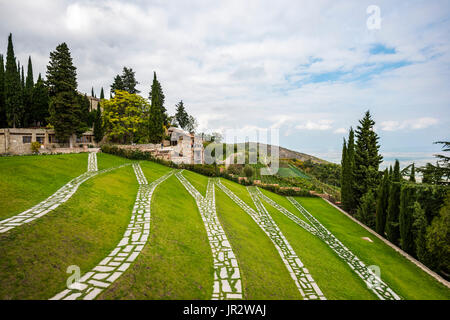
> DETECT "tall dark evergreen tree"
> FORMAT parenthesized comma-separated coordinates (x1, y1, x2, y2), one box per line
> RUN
(100, 87, 104, 100)
(376, 169, 390, 235)
(5, 33, 23, 128)
(354, 111, 383, 207)
(346, 128, 356, 211)
(148, 72, 165, 143)
(409, 163, 416, 182)
(46, 42, 84, 142)
(175, 100, 189, 129)
(23, 56, 34, 127)
(386, 160, 402, 245)
(0, 54, 5, 127)
(93, 103, 103, 143)
(121, 67, 139, 94)
(91, 87, 95, 97)
(110, 74, 124, 94)
(412, 201, 429, 263)
(399, 184, 416, 254)
(31, 74, 49, 126)
(355, 189, 376, 229)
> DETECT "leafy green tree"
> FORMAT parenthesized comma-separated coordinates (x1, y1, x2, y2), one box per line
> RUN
(5, 33, 23, 128)
(46, 42, 84, 142)
(244, 165, 254, 179)
(354, 111, 383, 206)
(355, 190, 376, 229)
(386, 160, 402, 245)
(425, 192, 450, 276)
(185, 115, 198, 133)
(175, 100, 189, 129)
(376, 169, 390, 235)
(0, 54, 6, 127)
(102, 90, 150, 143)
(31, 74, 49, 126)
(399, 184, 416, 254)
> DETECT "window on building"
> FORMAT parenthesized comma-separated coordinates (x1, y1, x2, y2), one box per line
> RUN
(22, 136, 32, 144)
(36, 136, 44, 144)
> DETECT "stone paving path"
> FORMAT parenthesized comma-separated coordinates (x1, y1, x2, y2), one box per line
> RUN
(50, 163, 174, 300)
(251, 187, 401, 300)
(216, 179, 326, 300)
(176, 171, 243, 300)
(0, 153, 127, 234)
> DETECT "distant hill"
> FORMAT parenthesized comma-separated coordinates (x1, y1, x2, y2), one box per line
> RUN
(234, 142, 329, 164)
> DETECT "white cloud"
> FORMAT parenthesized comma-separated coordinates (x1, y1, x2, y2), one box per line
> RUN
(295, 120, 334, 131)
(380, 117, 439, 131)
(334, 127, 347, 134)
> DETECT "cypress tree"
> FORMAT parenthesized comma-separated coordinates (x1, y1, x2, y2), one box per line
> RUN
(91, 87, 94, 97)
(100, 87, 104, 100)
(410, 163, 416, 183)
(23, 56, 34, 127)
(386, 160, 402, 245)
(376, 169, 390, 235)
(340, 138, 347, 201)
(346, 128, 356, 211)
(399, 184, 416, 254)
(31, 74, 49, 126)
(93, 103, 103, 143)
(46, 42, 84, 142)
(0, 54, 5, 127)
(5, 33, 23, 128)
(148, 72, 164, 143)
(354, 111, 383, 206)
(355, 189, 376, 229)
(412, 201, 429, 263)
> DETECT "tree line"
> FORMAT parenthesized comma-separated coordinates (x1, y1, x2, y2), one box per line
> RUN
(340, 111, 449, 277)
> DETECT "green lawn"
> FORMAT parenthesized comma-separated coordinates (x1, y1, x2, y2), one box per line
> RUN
(100, 166, 213, 299)
(182, 169, 209, 197)
(293, 196, 450, 300)
(0, 152, 133, 220)
(0, 165, 137, 299)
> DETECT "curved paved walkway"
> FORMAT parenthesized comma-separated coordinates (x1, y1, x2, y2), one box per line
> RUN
(251, 187, 400, 300)
(0, 153, 128, 234)
(50, 163, 174, 300)
(216, 179, 326, 300)
(176, 171, 243, 300)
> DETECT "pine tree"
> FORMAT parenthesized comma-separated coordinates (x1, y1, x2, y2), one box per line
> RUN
(386, 160, 402, 244)
(5, 33, 23, 128)
(110, 74, 124, 95)
(376, 169, 390, 235)
(355, 190, 376, 229)
(175, 100, 189, 129)
(121, 67, 140, 94)
(31, 74, 49, 126)
(148, 72, 165, 143)
(23, 56, 34, 127)
(354, 111, 383, 206)
(0, 54, 6, 127)
(46, 42, 84, 142)
(410, 163, 416, 183)
(100, 87, 104, 100)
(399, 184, 416, 254)
(346, 128, 356, 211)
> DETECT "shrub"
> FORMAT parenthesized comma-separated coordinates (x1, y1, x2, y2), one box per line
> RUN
(244, 165, 254, 179)
(31, 141, 41, 153)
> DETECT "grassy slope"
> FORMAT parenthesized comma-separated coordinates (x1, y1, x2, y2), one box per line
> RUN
(0, 153, 88, 219)
(0, 153, 133, 220)
(180, 173, 303, 299)
(100, 164, 213, 299)
(182, 169, 208, 197)
(0, 165, 137, 299)
(258, 189, 374, 299)
(295, 197, 450, 300)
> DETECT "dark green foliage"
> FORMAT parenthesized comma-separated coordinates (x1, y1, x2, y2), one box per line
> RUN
(91, 87, 94, 97)
(30, 74, 49, 127)
(425, 192, 450, 276)
(409, 163, 416, 182)
(386, 160, 401, 245)
(93, 105, 104, 143)
(340, 128, 356, 212)
(355, 190, 376, 229)
(354, 111, 383, 205)
(148, 72, 166, 143)
(244, 165, 254, 179)
(100, 87, 104, 100)
(0, 54, 5, 127)
(412, 202, 429, 264)
(419, 142, 449, 185)
(175, 100, 189, 129)
(376, 169, 390, 235)
(23, 56, 34, 127)
(111, 67, 140, 95)
(5, 33, 23, 128)
(399, 184, 417, 254)
(46, 43, 84, 142)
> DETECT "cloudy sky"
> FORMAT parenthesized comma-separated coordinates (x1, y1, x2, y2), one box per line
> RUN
(1, 0, 449, 166)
